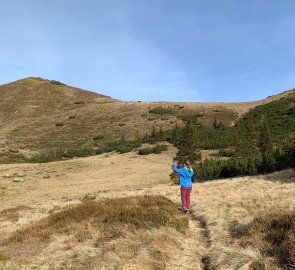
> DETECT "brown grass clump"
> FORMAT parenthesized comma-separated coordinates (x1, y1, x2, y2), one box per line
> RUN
(238, 211, 295, 269)
(0, 252, 9, 261)
(1, 196, 188, 268)
(0, 206, 32, 222)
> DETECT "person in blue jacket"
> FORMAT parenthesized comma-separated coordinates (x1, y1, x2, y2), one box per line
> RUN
(172, 160, 194, 213)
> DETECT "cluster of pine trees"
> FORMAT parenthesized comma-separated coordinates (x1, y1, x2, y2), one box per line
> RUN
(169, 99, 295, 181)
(193, 119, 295, 181)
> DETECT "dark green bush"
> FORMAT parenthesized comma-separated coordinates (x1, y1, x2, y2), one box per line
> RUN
(95, 140, 142, 155)
(116, 144, 135, 154)
(149, 107, 172, 115)
(50, 80, 65, 86)
(93, 135, 104, 141)
(74, 101, 85, 105)
(193, 156, 263, 182)
(275, 136, 295, 169)
(62, 148, 95, 158)
(138, 144, 168, 155)
(193, 140, 295, 181)
(138, 147, 155, 155)
(154, 144, 168, 154)
(25, 148, 95, 163)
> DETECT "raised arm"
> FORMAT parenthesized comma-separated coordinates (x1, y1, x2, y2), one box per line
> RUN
(173, 163, 182, 174)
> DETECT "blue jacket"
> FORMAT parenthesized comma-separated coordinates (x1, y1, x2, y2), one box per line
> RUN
(173, 164, 194, 188)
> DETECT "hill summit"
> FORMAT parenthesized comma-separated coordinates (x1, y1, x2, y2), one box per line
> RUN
(0, 77, 294, 163)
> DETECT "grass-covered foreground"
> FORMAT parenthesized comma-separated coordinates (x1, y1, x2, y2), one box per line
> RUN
(0, 196, 189, 270)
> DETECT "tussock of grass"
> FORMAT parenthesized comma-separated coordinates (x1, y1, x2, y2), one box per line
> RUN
(0, 252, 9, 261)
(92, 135, 104, 141)
(210, 247, 265, 270)
(2, 196, 188, 261)
(0, 206, 32, 222)
(231, 211, 295, 269)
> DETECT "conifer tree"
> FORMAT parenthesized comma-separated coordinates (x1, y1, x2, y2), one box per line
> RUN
(149, 126, 157, 144)
(159, 126, 164, 141)
(176, 120, 200, 163)
(259, 117, 275, 171)
(172, 123, 182, 145)
(236, 120, 259, 158)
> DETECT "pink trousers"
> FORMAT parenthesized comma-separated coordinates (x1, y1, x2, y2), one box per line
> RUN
(180, 187, 192, 209)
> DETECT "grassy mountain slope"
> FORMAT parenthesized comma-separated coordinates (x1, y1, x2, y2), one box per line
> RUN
(0, 77, 294, 163)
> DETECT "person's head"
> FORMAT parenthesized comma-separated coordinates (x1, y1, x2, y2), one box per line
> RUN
(184, 160, 191, 167)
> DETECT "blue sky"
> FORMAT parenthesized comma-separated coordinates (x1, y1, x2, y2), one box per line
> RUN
(0, 0, 295, 102)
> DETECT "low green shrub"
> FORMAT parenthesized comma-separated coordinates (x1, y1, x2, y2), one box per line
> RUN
(138, 147, 155, 155)
(193, 140, 295, 182)
(74, 101, 85, 105)
(138, 144, 168, 155)
(96, 139, 142, 155)
(25, 151, 64, 163)
(154, 144, 168, 154)
(62, 148, 95, 158)
(50, 80, 65, 86)
(193, 156, 263, 182)
(149, 107, 172, 115)
(116, 144, 135, 154)
(25, 148, 95, 163)
(93, 135, 104, 141)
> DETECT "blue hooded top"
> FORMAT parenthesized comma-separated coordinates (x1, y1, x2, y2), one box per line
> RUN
(173, 164, 194, 188)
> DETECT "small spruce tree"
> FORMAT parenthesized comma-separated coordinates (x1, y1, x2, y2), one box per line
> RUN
(176, 120, 200, 163)
(235, 120, 259, 158)
(259, 118, 275, 172)
(159, 126, 164, 141)
(171, 124, 182, 145)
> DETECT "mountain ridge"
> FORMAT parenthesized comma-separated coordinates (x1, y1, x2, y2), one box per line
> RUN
(0, 77, 294, 163)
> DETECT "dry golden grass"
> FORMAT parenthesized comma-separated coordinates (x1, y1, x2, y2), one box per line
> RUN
(189, 172, 295, 270)
(0, 147, 294, 269)
(0, 196, 189, 269)
(0, 206, 32, 222)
